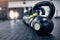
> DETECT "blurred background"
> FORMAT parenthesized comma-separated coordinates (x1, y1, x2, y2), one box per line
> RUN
(0, 0, 60, 20)
(0, 0, 60, 40)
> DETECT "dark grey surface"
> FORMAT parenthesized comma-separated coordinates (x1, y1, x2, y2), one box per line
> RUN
(0, 19, 60, 40)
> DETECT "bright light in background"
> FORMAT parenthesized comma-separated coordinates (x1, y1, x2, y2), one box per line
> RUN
(14, 11, 19, 19)
(0, 7, 2, 10)
(9, 10, 15, 19)
(9, 10, 19, 19)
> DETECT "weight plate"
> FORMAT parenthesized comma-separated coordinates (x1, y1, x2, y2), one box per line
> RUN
(34, 23, 41, 31)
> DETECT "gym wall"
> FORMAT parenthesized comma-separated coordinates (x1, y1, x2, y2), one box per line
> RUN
(8, 1, 60, 18)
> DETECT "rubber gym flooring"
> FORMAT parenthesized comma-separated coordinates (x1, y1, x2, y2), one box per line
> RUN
(0, 18, 60, 40)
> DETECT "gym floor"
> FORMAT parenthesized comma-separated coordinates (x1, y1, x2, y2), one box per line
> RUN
(0, 18, 60, 40)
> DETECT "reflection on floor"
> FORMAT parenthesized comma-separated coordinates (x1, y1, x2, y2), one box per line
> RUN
(0, 19, 60, 40)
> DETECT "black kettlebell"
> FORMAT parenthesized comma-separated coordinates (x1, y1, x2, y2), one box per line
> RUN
(33, 16, 54, 35)
(32, 1, 55, 35)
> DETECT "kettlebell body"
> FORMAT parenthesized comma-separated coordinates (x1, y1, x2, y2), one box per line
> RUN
(33, 16, 54, 35)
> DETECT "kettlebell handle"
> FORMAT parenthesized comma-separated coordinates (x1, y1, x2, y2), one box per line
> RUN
(33, 1, 55, 19)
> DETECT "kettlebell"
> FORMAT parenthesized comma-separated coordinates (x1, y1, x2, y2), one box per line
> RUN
(23, 1, 55, 35)
(32, 1, 55, 35)
(33, 16, 54, 35)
